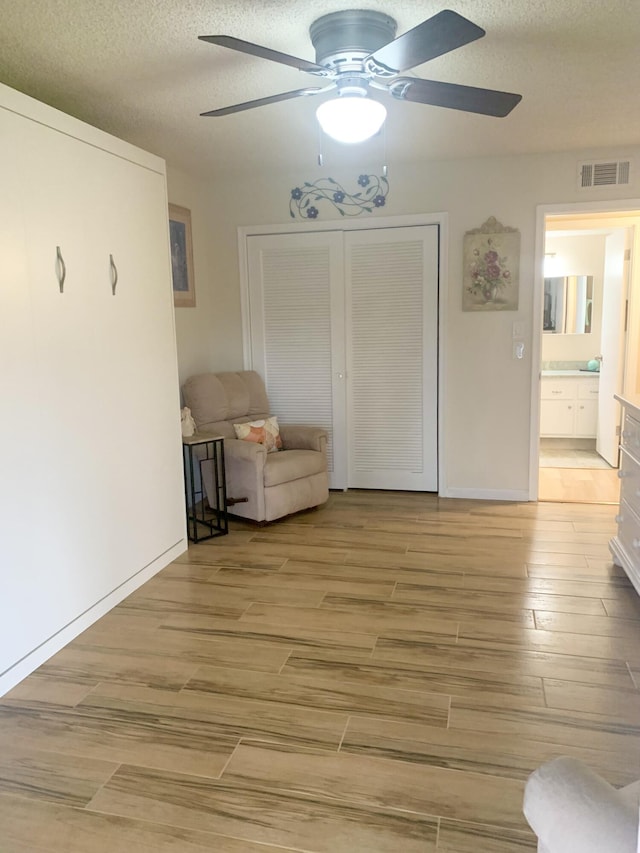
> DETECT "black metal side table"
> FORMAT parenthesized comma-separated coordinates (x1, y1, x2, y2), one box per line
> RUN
(182, 433, 228, 542)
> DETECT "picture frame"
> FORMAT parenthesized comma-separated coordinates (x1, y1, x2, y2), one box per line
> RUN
(168, 203, 196, 308)
(463, 216, 520, 312)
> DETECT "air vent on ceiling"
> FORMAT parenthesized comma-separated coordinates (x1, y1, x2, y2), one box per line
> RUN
(578, 159, 631, 189)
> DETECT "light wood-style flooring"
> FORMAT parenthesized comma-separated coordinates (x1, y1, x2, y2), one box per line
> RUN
(538, 468, 620, 504)
(2, 491, 640, 852)
(538, 465, 620, 503)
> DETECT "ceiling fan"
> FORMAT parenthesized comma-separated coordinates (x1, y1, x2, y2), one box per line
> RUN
(199, 9, 522, 142)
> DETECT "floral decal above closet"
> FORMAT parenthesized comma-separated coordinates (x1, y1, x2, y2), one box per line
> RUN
(289, 174, 389, 219)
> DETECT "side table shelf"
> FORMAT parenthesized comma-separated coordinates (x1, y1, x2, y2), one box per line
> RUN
(182, 433, 228, 542)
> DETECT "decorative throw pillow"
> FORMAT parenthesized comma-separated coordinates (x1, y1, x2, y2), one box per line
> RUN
(233, 416, 283, 453)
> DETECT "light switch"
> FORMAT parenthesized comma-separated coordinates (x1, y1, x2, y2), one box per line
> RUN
(512, 321, 525, 338)
(513, 340, 525, 360)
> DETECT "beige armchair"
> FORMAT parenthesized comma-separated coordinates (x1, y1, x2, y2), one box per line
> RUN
(182, 371, 329, 523)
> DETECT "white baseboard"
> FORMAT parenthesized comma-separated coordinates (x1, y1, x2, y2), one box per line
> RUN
(441, 488, 531, 502)
(0, 538, 187, 697)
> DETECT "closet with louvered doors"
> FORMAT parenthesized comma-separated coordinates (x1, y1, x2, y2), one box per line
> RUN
(245, 223, 439, 492)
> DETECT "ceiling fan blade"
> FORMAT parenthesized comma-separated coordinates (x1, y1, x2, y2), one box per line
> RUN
(367, 10, 484, 75)
(201, 87, 323, 117)
(389, 77, 522, 117)
(199, 35, 328, 76)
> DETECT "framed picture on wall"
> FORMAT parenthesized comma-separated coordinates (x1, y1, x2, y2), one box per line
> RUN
(168, 203, 196, 307)
(463, 216, 520, 311)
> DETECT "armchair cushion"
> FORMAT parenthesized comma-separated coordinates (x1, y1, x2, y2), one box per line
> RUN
(264, 449, 327, 488)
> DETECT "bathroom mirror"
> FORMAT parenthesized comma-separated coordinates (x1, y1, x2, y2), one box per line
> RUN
(543, 275, 593, 334)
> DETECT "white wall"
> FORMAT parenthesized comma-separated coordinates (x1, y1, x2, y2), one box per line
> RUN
(169, 145, 640, 497)
(167, 167, 243, 385)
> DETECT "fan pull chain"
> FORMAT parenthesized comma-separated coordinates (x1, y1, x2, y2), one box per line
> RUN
(317, 121, 324, 167)
(382, 122, 388, 177)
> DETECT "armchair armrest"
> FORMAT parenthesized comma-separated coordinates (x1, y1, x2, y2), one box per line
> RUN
(223, 437, 268, 464)
(219, 438, 268, 517)
(523, 757, 638, 853)
(279, 424, 327, 453)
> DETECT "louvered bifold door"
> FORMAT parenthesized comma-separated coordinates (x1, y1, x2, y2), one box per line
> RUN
(247, 231, 347, 489)
(345, 225, 438, 491)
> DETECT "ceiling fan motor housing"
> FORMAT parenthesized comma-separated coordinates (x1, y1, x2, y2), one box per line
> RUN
(310, 10, 397, 69)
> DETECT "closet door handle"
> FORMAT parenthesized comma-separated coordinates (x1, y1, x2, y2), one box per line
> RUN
(109, 254, 118, 295)
(56, 246, 66, 293)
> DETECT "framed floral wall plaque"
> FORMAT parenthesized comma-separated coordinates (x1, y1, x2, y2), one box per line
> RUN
(463, 216, 520, 311)
(169, 203, 196, 308)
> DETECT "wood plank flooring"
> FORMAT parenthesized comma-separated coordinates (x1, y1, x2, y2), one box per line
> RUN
(2, 491, 639, 852)
(538, 465, 620, 503)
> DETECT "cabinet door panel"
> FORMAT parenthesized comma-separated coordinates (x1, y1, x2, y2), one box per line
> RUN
(20, 120, 117, 614)
(345, 226, 438, 491)
(617, 499, 640, 575)
(92, 155, 185, 579)
(9, 118, 183, 657)
(620, 448, 640, 518)
(0, 109, 42, 674)
(247, 231, 347, 490)
(623, 412, 640, 454)
(2, 118, 110, 658)
(575, 399, 598, 437)
(540, 400, 574, 436)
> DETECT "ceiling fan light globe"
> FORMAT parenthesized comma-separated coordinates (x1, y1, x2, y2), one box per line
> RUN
(316, 97, 386, 144)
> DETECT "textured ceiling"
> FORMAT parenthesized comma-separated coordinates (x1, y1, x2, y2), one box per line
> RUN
(1, 0, 638, 179)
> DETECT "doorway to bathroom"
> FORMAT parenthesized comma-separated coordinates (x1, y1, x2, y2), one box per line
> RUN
(534, 203, 640, 504)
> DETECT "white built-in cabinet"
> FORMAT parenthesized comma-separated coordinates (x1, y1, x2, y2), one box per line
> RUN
(245, 224, 439, 491)
(540, 375, 599, 438)
(610, 397, 640, 596)
(0, 83, 186, 694)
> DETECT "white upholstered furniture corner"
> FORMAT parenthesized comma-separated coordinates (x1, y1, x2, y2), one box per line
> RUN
(524, 757, 640, 852)
(182, 370, 329, 523)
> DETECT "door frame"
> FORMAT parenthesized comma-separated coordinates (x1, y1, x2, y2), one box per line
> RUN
(238, 212, 449, 495)
(530, 199, 640, 500)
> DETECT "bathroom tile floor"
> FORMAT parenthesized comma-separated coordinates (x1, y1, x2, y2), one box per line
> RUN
(539, 439, 613, 470)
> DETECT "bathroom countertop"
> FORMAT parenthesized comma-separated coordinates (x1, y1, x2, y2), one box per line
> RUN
(541, 370, 600, 377)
